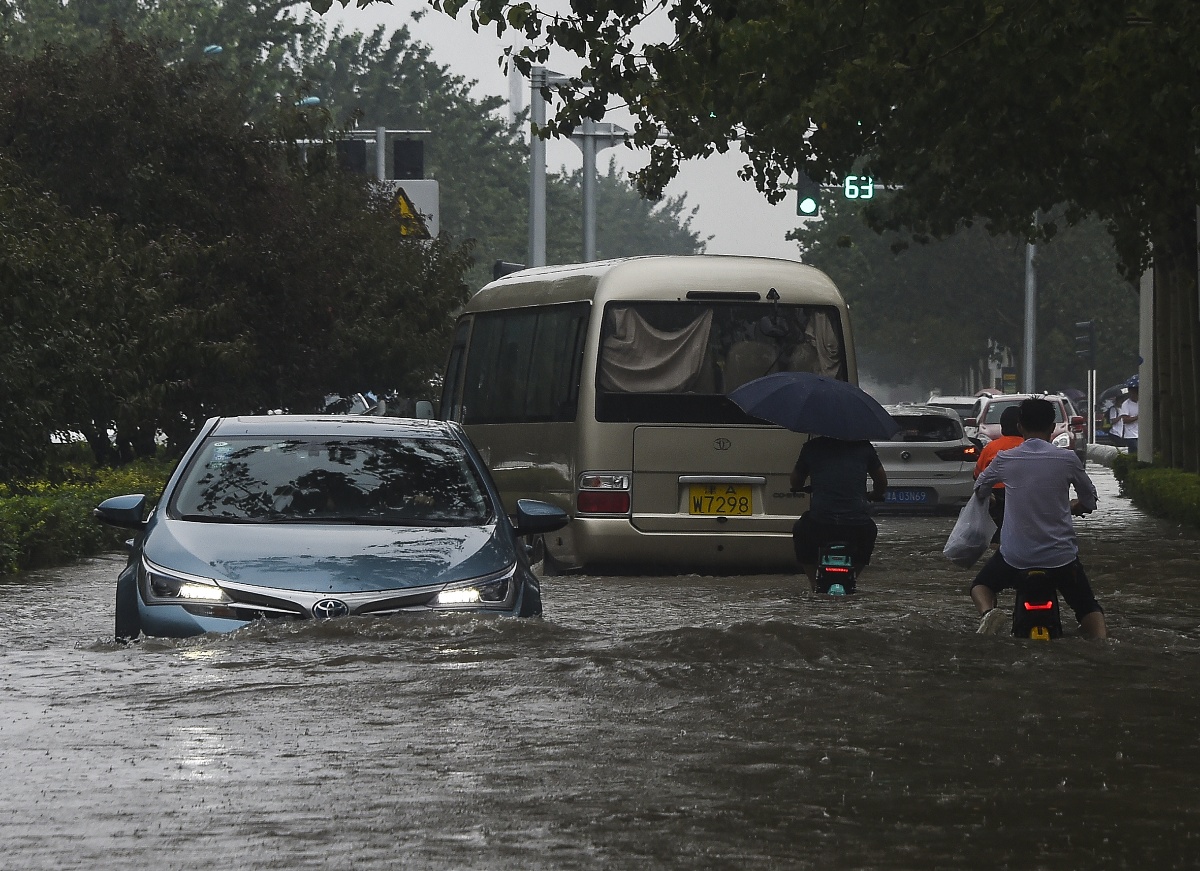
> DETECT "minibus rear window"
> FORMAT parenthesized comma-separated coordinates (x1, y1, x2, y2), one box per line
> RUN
(595, 301, 846, 424)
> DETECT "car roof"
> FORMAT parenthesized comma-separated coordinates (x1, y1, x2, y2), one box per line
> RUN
(979, 393, 1064, 405)
(207, 415, 460, 440)
(926, 395, 978, 404)
(884, 403, 958, 418)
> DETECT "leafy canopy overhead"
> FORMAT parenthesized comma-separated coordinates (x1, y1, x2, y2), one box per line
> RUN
(794, 196, 1138, 394)
(317, 0, 1198, 277)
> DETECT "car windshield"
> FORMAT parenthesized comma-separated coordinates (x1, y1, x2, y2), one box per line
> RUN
(982, 399, 1064, 424)
(885, 414, 963, 442)
(170, 436, 493, 525)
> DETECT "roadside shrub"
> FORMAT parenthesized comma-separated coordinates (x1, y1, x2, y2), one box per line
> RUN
(1110, 453, 1200, 531)
(0, 460, 175, 575)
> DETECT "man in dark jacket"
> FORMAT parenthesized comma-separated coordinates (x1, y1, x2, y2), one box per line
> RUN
(790, 436, 888, 592)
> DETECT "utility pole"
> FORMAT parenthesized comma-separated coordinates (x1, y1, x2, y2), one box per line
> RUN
(528, 67, 626, 266)
(528, 66, 552, 267)
(577, 119, 626, 261)
(1023, 240, 1037, 392)
(1075, 320, 1097, 444)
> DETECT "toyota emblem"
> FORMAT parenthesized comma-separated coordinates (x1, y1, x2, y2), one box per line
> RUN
(713, 438, 731, 451)
(311, 598, 351, 619)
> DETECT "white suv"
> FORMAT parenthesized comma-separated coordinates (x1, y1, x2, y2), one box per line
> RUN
(967, 394, 1086, 460)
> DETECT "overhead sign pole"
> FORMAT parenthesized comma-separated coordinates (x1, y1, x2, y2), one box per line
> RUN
(528, 68, 626, 265)
(576, 120, 626, 261)
(1023, 240, 1037, 392)
(529, 66, 551, 267)
(581, 118, 597, 261)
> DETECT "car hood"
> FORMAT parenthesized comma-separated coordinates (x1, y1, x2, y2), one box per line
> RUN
(143, 518, 515, 593)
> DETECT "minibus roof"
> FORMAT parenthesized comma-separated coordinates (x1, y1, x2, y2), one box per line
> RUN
(464, 255, 845, 312)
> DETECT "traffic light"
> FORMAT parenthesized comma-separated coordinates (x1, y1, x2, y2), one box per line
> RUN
(336, 139, 367, 173)
(796, 173, 821, 217)
(1074, 320, 1096, 368)
(392, 139, 424, 179)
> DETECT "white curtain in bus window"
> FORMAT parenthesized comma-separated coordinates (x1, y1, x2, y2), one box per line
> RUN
(598, 307, 714, 393)
(805, 309, 842, 378)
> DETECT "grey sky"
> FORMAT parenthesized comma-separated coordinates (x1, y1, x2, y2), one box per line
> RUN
(322, 1, 807, 259)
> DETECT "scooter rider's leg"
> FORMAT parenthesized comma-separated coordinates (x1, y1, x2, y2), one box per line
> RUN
(1061, 559, 1109, 640)
(971, 584, 997, 616)
(793, 513, 820, 592)
(1080, 611, 1108, 640)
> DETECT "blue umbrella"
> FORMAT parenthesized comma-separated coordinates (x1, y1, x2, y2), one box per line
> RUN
(729, 372, 900, 441)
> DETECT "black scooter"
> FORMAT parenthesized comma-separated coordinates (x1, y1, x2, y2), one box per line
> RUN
(815, 542, 858, 596)
(1011, 567, 1066, 640)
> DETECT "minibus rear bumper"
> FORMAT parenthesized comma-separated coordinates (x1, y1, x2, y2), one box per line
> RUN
(552, 517, 799, 573)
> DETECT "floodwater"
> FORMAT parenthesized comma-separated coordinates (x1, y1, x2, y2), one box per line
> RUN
(2, 465, 1199, 870)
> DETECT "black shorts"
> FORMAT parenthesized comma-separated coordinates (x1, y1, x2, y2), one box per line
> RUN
(970, 550, 1103, 623)
(792, 512, 878, 567)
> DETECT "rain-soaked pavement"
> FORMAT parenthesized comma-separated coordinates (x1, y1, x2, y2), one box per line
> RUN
(2, 464, 1199, 870)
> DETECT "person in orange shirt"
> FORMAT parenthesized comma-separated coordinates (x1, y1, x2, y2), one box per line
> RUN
(973, 405, 1023, 543)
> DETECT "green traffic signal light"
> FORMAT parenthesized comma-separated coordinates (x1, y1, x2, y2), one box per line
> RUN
(796, 173, 821, 217)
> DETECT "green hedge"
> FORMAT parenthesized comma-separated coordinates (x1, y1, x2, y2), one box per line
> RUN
(1111, 453, 1200, 530)
(0, 460, 175, 575)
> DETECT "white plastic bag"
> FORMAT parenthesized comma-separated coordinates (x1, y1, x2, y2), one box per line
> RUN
(943, 490, 997, 568)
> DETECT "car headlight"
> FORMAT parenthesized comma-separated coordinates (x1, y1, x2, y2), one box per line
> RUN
(434, 565, 517, 609)
(1052, 433, 1071, 448)
(142, 558, 232, 604)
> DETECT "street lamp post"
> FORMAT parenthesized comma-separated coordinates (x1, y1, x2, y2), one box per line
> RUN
(529, 66, 552, 267)
(528, 67, 626, 265)
(1023, 240, 1037, 392)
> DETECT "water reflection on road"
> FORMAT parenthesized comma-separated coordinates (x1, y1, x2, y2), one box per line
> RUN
(2, 465, 1198, 869)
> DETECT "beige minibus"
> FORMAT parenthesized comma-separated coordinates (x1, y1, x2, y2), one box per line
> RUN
(438, 255, 858, 573)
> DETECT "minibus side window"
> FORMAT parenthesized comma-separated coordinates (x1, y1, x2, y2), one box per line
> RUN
(461, 304, 589, 424)
(526, 306, 588, 421)
(440, 319, 472, 421)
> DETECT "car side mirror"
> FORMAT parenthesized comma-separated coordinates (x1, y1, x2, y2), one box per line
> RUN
(94, 494, 148, 530)
(414, 400, 434, 419)
(964, 418, 978, 427)
(512, 498, 569, 537)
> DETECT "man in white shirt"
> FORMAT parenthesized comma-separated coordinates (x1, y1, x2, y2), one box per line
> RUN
(971, 398, 1108, 639)
(1115, 376, 1139, 453)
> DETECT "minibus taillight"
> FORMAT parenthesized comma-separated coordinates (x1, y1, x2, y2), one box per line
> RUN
(577, 473, 631, 515)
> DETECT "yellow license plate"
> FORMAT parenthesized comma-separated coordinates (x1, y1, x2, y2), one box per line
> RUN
(688, 484, 753, 516)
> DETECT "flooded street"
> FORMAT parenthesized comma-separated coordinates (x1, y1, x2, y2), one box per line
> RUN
(3, 464, 1199, 869)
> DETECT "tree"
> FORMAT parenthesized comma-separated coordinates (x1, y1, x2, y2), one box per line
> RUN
(0, 35, 472, 472)
(1, 0, 706, 292)
(793, 196, 1138, 396)
(343, 0, 1199, 470)
(282, 15, 705, 288)
(0, 0, 706, 473)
